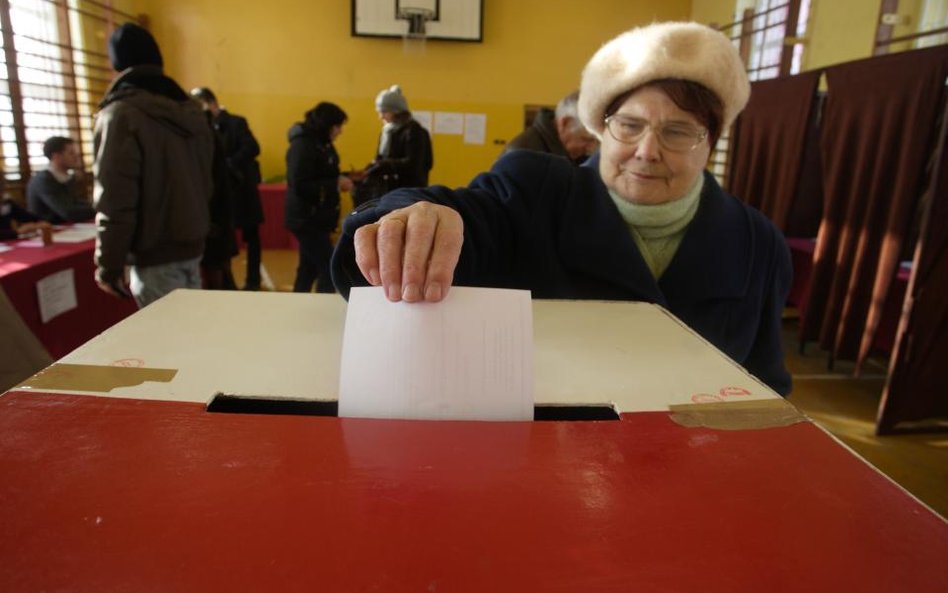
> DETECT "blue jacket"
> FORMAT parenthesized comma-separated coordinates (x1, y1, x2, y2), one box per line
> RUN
(333, 151, 792, 395)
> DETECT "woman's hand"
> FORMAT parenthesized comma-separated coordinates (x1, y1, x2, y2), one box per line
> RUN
(353, 202, 463, 303)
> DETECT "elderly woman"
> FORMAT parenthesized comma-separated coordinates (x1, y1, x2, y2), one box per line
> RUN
(331, 22, 792, 395)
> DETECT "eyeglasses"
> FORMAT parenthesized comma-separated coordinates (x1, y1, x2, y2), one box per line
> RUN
(603, 115, 708, 152)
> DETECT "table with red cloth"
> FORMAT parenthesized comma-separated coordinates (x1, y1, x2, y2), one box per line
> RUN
(0, 237, 137, 359)
(257, 183, 297, 249)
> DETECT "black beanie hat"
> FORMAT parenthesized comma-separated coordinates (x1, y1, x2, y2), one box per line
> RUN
(108, 23, 163, 72)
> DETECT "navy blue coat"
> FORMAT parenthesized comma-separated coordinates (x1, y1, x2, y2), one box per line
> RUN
(333, 151, 792, 395)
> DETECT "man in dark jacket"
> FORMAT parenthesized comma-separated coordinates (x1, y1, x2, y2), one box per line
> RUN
(26, 136, 95, 224)
(191, 87, 265, 290)
(93, 23, 214, 307)
(503, 91, 598, 163)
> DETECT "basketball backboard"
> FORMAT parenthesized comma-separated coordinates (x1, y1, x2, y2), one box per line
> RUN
(351, 0, 483, 42)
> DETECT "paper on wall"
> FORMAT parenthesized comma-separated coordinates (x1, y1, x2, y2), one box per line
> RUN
(413, 110, 432, 131)
(463, 113, 486, 145)
(433, 111, 464, 135)
(339, 286, 534, 421)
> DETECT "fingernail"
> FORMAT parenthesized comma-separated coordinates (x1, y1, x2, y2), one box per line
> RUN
(402, 283, 421, 302)
(368, 269, 380, 285)
(425, 282, 442, 301)
(387, 283, 401, 301)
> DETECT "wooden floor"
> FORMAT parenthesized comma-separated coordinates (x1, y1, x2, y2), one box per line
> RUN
(237, 248, 948, 518)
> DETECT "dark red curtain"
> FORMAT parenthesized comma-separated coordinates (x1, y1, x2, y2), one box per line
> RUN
(727, 71, 822, 232)
(877, 97, 948, 434)
(800, 46, 948, 368)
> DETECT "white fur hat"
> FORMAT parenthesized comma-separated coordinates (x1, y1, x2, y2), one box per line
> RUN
(578, 22, 750, 138)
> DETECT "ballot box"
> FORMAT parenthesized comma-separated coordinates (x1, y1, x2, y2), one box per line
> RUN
(1, 290, 946, 592)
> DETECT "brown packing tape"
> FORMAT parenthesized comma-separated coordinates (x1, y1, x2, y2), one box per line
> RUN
(669, 399, 807, 431)
(18, 363, 177, 393)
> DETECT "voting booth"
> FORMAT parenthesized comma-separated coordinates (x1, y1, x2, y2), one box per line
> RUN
(1, 290, 946, 592)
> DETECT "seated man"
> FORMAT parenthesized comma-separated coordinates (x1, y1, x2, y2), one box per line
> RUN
(503, 90, 599, 164)
(27, 136, 94, 224)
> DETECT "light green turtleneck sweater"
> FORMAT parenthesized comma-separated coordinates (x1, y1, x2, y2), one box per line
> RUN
(608, 174, 704, 279)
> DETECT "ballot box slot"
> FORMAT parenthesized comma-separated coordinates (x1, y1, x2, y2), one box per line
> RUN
(533, 404, 620, 421)
(207, 395, 620, 421)
(207, 395, 338, 416)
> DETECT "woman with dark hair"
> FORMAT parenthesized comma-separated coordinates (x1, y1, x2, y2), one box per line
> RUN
(285, 102, 352, 293)
(331, 23, 793, 395)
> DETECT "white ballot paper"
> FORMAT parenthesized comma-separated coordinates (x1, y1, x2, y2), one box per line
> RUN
(36, 268, 78, 323)
(339, 286, 534, 421)
(51, 226, 97, 243)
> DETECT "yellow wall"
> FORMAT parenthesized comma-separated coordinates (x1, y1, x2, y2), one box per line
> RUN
(804, 0, 881, 70)
(690, 0, 940, 73)
(108, 1, 935, 187)
(690, 0, 737, 28)
(130, 0, 691, 189)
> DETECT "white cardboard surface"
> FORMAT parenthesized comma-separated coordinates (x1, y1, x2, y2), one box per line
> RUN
(18, 289, 779, 411)
(44, 289, 346, 403)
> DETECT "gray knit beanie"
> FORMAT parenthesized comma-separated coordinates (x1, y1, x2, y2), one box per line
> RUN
(375, 85, 410, 113)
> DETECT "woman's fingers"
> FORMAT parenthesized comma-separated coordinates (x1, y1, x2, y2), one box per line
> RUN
(423, 208, 463, 302)
(400, 205, 440, 302)
(376, 216, 409, 300)
(353, 223, 382, 286)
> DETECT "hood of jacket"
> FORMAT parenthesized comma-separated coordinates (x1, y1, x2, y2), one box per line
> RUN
(288, 122, 307, 142)
(99, 65, 206, 140)
(288, 121, 331, 144)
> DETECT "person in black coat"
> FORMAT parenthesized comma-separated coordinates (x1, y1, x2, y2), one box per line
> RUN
(191, 87, 265, 290)
(199, 109, 238, 291)
(331, 23, 793, 395)
(285, 102, 352, 293)
(352, 85, 433, 207)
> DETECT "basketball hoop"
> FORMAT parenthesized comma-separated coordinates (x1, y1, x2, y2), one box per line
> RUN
(398, 7, 434, 55)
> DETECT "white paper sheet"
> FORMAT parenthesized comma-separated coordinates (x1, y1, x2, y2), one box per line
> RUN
(463, 113, 486, 145)
(339, 286, 534, 421)
(433, 111, 464, 135)
(51, 227, 97, 242)
(36, 268, 78, 323)
(413, 110, 432, 131)
(12, 238, 46, 248)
